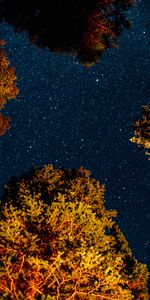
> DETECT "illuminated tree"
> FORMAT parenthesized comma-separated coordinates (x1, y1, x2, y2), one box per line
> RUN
(0, 40, 19, 109)
(130, 104, 150, 160)
(0, 40, 19, 135)
(0, 164, 149, 299)
(0, 113, 10, 136)
(0, 0, 135, 66)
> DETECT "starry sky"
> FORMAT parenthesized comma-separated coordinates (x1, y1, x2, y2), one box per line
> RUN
(0, 0, 150, 283)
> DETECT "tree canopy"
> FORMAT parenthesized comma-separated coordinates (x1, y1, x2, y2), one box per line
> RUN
(130, 104, 150, 160)
(0, 40, 19, 135)
(0, 164, 149, 299)
(0, 0, 135, 66)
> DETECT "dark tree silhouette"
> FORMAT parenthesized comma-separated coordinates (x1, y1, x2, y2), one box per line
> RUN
(0, 164, 149, 299)
(0, 0, 135, 66)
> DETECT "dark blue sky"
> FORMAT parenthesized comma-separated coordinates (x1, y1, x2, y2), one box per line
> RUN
(0, 0, 150, 282)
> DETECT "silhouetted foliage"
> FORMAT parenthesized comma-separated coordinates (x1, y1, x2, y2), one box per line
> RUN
(130, 104, 150, 160)
(0, 0, 135, 66)
(0, 40, 19, 135)
(0, 164, 149, 299)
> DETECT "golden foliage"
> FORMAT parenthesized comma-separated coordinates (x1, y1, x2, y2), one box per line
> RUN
(0, 113, 10, 135)
(0, 40, 19, 135)
(0, 165, 149, 299)
(130, 104, 150, 160)
(0, 44, 19, 109)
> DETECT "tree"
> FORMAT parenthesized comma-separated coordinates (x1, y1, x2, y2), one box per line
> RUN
(0, 164, 149, 299)
(0, 0, 135, 67)
(0, 113, 10, 136)
(0, 40, 19, 135)
(130, 104, 150, 160)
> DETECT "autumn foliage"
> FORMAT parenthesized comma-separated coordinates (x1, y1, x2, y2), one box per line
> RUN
(0, 40, 19, 135)
(0, 0, 135, 66)
(0, 113, 10, 136)
(130, 104, 150, 160)
(0, 164, 149, 299)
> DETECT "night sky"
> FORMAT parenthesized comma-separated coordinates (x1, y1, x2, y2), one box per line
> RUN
(0, 0, 150, 283)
